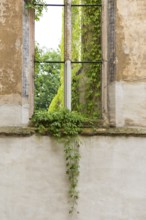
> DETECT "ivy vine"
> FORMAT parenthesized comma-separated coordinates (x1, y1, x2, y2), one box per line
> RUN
(49, 0, 102, 119)
(27, 0, 102, 214)
(82, 0, 102, 118)
(25, 0, 47, 21)
(31, 109, 87, 213)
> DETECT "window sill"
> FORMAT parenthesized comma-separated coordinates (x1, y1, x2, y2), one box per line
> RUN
(1, 126, 146, 137)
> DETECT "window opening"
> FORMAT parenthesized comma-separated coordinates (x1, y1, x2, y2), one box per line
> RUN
(34, 1, 63, 111)
(34, 0, 102, 118)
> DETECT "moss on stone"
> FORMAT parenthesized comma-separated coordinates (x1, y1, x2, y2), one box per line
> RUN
(0, 126, 146, 137)
(81, 127, 146, 137)
(0, 127, 35, 136)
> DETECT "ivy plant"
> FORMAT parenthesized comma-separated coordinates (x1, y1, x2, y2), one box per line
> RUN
(27, 0, 102, 214)
(50, 0, 102, 119)
(31, 109, 86, 213)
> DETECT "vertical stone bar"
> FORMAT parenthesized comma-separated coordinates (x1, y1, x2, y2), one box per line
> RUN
(64, 0, 72, 110)
(22, 4, 34, 122)
(107, 0, 116, 126)
(102, 0, 108, 124)
(0, 0, 34, 126)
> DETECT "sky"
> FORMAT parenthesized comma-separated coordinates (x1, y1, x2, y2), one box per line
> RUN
(35, 0, 63, 50)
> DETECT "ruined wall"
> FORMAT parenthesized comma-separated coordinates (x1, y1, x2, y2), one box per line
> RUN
(1, 0, 146, 128)
(0, 1, 22, 95)
(108, 0, 146, 127)
(0, 0, 34, 126)
(116, 1, 146, 81)
(0, 133, 146, 220)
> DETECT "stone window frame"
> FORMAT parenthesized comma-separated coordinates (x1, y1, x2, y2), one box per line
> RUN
(23, 4, 35, 118)
(24, 0, 115, 125)
(102, 0, 115, 124)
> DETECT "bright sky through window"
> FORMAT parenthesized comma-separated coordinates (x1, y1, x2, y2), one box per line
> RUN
(35, 0, 63, 49)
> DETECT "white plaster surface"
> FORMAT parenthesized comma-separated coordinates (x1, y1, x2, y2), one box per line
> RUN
(0, 104, 29, 126)
(0, 136, 69, 220)
(79, 136, 146, 220)
(109, 81, 146, 127)
(0, 135, 146, 220)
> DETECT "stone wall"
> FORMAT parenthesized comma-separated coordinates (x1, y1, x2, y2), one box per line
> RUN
(0, 133, 146, 220)
(1, 0, 146, 128)
(1, 1, 146, 220)
(108, 0, 146, 127)
(0, 0, 34, 126)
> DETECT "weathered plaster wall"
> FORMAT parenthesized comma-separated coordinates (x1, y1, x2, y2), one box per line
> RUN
(0, 0, 34, 126)
(0, 134, 146, 220)
(108, 0, 146, 127)
(0, 0, 22, 95)
(116, 0, 146, 81)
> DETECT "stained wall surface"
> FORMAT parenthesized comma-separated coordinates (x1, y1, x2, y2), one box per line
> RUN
(0, 135, 146, 220)
(116, 0, 146, 81)
(0, 0, 34, 126)
(108, 0, 146, 127)
(0, 0, 22, 95)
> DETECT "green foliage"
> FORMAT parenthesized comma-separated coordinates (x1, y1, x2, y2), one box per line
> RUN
(64, 137, 80, 214)
(82, 0, 102, 117)
(71, 0, 102, 118)
(48, 12, 65, 112)
(49, 0, 102, 119)
(48, 85, 64, 112)
(31, 108, 85, 137)
(31, 109, 86, 213)
(25, 0, 47, 21)
(30, 0, 102, 214)
(49, 0, 82, 111)
(35, 44, 61, 110)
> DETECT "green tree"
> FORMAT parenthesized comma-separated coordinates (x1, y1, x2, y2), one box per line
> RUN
(35, 44, 61, 110)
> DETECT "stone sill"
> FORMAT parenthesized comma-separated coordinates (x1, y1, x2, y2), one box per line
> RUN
(1, 126, 146, 137)
(0, 127, 35, 136)
(81, 127, 146, 137)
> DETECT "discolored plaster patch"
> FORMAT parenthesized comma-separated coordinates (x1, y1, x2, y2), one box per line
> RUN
(116, 0, 146, 81)
(0, 94, 22, 105)
(0, 66, 22, 95)
(116, 11, 130, 81)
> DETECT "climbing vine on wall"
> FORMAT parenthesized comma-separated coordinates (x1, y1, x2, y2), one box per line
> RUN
(49, 0, 102, 119)
(72, 0, 102, 118)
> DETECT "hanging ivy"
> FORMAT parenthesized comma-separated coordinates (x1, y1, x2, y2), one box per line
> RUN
(27, 0, 102, 214)
(31, 109, 87, 213)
